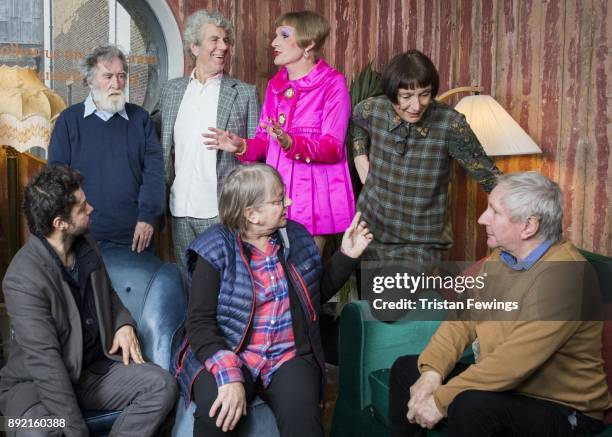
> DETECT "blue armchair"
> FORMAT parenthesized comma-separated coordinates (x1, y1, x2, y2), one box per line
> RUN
(91, 246, 280, 437)
(83, 247, 187, 435)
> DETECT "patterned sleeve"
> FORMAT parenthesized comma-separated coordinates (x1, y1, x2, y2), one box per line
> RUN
(349, 99, 373, 158)
(448, 113, 502, 193)
(205, 350, 244, 387)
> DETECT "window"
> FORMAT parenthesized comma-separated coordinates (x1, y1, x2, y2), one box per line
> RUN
(0, 0, 179, 112)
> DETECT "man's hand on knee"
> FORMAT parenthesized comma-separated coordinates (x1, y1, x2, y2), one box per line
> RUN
(210, 382, 247, 432)
(408, 370, 442, 411)
(408, 394, 443, 429)
(110, 325, 145, 365)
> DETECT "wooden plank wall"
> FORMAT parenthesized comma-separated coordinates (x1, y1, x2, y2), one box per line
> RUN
(167, 0, 611, 259)
(0, 147, 10, 284)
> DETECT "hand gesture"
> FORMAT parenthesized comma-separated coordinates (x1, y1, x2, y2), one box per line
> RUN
(203, 127, 244, 153)
(340, 212, 373, 258)
(260, 117, 291, 149)
(209, 382, 247, 432)
(109, 325, 145, 365)
(132, 221, 153, 253)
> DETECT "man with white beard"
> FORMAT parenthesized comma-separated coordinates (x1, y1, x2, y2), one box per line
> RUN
(49, 45, 165, 253)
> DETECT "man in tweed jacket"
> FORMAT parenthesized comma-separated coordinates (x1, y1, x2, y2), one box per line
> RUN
(152, 10, 259, 276)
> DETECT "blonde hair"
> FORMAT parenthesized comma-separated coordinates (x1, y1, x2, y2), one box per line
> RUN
(275, 11, 330, 52)
(219, 164, 284, 234)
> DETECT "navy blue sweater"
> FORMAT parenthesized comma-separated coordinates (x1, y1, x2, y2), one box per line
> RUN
(48, 102, 165, 244)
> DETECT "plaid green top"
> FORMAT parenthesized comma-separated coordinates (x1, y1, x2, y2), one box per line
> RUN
(351, 96, 501, 260)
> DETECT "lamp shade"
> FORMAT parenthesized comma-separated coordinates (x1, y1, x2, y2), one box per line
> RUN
(454, 94, 542, 156)
(0, 65, 66, 156)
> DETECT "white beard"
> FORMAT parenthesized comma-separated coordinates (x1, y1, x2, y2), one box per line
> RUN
(91, 87, 126, 114)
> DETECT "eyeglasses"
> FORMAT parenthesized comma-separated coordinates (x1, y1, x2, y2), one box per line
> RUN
(265, 194, 287, 206)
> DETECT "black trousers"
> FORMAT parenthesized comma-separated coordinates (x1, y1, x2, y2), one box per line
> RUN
(192, 355, 323, 437)
(389, 355, 605, 437)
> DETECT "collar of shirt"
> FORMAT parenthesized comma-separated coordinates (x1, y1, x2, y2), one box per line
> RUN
(36, 234, 100, 288)
(270, 59, 331, 93)
(500, 239, 554, 271)
(385, 99, 434, 134)
(242, 234, 281, 260)
(189, 69, 222, 87)
(84, 93, 129, 121)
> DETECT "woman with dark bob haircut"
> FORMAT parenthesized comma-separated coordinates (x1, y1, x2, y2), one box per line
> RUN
(350, 49, 501, 267)
(205, 11, 355, 254)
(173, 163, 372, 437)
(381, 49, 440, 103)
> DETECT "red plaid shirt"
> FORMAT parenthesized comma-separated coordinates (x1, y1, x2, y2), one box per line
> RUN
(205, 236, 297, 387)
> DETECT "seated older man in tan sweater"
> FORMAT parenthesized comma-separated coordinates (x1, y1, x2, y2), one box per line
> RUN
(389, 171, 611, 436)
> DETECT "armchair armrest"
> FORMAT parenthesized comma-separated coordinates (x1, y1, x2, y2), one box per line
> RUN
(101, 248, 187, 370)
(337, 299, 442, 412)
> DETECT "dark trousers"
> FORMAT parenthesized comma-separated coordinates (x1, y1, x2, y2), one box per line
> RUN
(192, 355, 323, 437)
(8, 361, 177, 437)
(389, 355, 605, 437)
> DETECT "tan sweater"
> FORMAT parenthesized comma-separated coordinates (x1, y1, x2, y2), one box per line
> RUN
(418, 241, 612, 419)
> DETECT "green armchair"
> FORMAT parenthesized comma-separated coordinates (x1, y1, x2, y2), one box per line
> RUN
(330, 294, 458, 437)
(331, 250, 612, 437)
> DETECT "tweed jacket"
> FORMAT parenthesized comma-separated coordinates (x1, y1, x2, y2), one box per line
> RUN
(0, 234, 135, 436)
(152, 74, 259, 192)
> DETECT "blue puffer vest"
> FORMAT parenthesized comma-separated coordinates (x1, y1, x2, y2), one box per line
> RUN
(172, 220, 324, 403)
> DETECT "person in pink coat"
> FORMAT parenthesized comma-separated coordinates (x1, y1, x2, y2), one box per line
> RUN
(205, 10, 354, 252)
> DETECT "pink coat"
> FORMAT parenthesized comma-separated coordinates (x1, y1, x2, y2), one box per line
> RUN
(239, 59, 355, 235)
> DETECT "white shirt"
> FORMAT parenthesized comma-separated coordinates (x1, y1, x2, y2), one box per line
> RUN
(170, 71, 221, 218)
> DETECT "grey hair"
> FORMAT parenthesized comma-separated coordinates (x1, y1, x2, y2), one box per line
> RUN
(496, 171, 563, 243)
(81, 45, 128, 87)
(219, 164, 284, 234)
(183, 10, 235, 62)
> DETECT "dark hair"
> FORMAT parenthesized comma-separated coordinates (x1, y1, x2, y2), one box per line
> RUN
(382, 49, 439, 104)
(23, 165, 84, 237)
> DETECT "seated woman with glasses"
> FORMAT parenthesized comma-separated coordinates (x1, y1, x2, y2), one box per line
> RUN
(173, 163, 372, 437)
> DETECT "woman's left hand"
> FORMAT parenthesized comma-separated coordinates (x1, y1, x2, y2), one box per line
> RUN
(340, 212, 373, 258)
(261, 117, 292, 149)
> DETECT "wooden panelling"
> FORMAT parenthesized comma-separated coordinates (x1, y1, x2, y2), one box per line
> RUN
(586, 0, 611, 255)
(165, 0, 611, 258)
(0, 147, 10, 284)
(16, 153, 46, 243)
